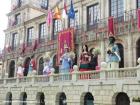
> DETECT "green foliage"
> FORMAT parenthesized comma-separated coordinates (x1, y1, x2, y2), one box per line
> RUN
(132, 97, 140, 102)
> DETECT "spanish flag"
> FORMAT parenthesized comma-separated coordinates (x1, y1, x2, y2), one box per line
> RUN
(53, 6, 61, 19)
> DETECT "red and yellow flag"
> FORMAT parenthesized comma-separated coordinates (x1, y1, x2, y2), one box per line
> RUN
(53, 6, 61, 19)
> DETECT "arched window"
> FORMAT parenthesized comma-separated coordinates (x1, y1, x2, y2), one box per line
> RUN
(116, 43, 124, 68)
(38, 57, 44, 75)
(56, 92, 67, 105)
(53, 55, 59, 73)
(84, 92, 94, 105)
(115, 92, 130, 105)
(5, 92, 12, 105)
(136, 39, 140, 65)
(36, 92, 45, 105)
(23, 57, 31, 76)
(8, 60, 15, 78)
(20, 92, 27, 105)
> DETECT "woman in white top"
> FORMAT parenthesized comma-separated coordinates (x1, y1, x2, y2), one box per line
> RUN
(17, 57, 24, 78)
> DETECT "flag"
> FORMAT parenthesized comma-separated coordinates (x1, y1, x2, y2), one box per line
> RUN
(68, 0, 75, 19)
(46, 9, 53, 27)
(62, 9, 68, 19)
(64, 0, 67, 14)
(53, 6, 61, 19)
(62, 0, 67, 19)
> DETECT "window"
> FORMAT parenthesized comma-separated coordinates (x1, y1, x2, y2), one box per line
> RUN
(39, 22, 47, 42)
(109, 0, 124, 21)
(69, 11, 79, 28)
(52, 19, 62, 40)
(17, 0, 22, 7)
(15, 13, 21, 25)
(11, 33, 18, 50)
(27, 27, 34, 46)
(41, 0, 49, 9)
(137, 0, 140, 8)
(87, 4, 99, 30)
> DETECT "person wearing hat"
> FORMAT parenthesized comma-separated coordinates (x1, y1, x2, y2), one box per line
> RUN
(60, 43, 72, 73)
(106, 36, 121, 69)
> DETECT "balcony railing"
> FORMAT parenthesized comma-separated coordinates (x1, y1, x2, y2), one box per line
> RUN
(0, 66, 139, 85)
(4, 9, 140, 59)
(75, 9, 139, 43)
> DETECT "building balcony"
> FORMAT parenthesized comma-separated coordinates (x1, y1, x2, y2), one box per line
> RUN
(4, 9, 139, 59)
(0, 65, 139, 86)
(75, 9, 138, 43)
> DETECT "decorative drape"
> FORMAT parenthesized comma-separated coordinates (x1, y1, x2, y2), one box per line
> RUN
(137, 9, 140, 31)
(108, 16, 115, 36)
(57, 28, 74, 64)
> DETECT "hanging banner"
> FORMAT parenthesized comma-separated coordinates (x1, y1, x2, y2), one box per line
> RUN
(57, 28, 74, 64)
(108, 16, 115, 36)
(137, 9, 140, 31)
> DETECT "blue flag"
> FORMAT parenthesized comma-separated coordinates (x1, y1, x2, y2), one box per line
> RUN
(68, 0, 75, 19)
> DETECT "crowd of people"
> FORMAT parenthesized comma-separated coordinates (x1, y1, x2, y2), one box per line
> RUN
(16, 36, 121, 78)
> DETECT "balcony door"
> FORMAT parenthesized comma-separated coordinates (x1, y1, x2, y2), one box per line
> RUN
(38, 57, 44, 75)
(8, 60, 15, 78)
(24, 57, 31, 76)
(116, 43, 124, 68)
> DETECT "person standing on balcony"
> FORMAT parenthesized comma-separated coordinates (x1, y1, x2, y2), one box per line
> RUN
(17, 57, 24, 78)
(28, 54, 37, 76)
(89, 48, 98, 70)
(60, 43, 72, 73)
(106, 36, 121, 69)
(79, 44, 90, 71)
(43, 52, 53, 76)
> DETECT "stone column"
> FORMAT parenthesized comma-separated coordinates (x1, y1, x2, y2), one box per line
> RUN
(72, 65, 79, 81)
(79, 1, 83, 26)
(132, 43, 137, 67)
(34, 22, 39, 40)
(100, 0, 104, 19)
(100, 39, 105, 63)
(137, 58, 140, 78)
(127, 32, 133, 67)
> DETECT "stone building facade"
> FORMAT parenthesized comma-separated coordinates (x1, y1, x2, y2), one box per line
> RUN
(1, 0, 140, 105)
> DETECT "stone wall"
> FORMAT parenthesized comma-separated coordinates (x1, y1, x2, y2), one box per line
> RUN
(0, 79, 140, 105)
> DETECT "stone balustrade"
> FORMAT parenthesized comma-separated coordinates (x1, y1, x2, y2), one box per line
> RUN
(0, 66, 139, 85)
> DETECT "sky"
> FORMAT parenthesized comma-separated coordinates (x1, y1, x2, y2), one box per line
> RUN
(0, 0, 11, 50)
